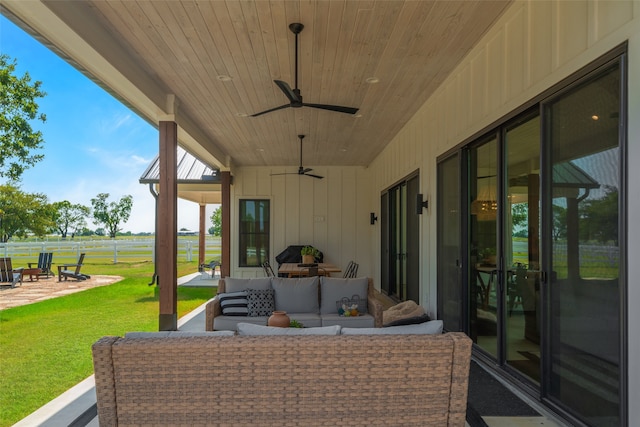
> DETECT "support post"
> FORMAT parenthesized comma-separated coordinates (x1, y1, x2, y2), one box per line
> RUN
(158, 121, 178, 331)
(199, 203, 206, 268)
(221, 171, 231, 278)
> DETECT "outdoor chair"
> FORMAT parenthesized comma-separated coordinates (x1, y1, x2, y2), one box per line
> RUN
(0, 257, 23, 288)
(58, 253, 90, 281)
(28, 252, 53, 278)
(261, 261, 275, 277)
(199, 260, 220, 279)
(343, 261, 359, 278)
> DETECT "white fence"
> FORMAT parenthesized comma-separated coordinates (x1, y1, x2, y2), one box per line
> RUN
(0, 237, 222, 264)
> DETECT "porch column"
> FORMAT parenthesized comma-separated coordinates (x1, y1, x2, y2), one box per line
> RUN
(221, 171, 231, 278)
(198, 203, 206, 267)
(158, 121, 178, 331)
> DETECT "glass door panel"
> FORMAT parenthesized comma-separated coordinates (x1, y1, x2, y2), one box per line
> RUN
(469, 138, 498, 357)
(504, 115, 541, 383)
(437, 154, 462, 331)
(545, 62, 621, 426)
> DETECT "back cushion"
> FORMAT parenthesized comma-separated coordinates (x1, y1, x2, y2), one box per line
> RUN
(224, 277, 272, 293)
(271, 276, 319, 313)
(237, 323, 340, 336)
(320, 277, 368, 315)
(341, 320, 443, 335)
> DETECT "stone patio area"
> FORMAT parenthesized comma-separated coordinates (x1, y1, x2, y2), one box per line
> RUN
(0, 274, 123, 311)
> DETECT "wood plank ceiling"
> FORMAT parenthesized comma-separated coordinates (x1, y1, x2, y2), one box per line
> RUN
(37, 0, 511, 169)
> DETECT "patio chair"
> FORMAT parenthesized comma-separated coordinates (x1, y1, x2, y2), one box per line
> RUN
(58, 253, 91, 281)
(199, 260, 220, 279)
(343, 261, 359, 278)
(28, 252, 54, 278)
(0, 257, 23, 288)
(262, 261, 275, 277)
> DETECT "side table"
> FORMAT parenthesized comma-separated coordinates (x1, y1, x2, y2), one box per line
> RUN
(22, 268, 42, 281)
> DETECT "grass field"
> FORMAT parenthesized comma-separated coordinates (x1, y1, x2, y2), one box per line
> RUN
(0, 260, 215, 427)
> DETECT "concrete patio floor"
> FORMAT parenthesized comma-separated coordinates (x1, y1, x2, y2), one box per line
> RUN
(8, 272, 568, 427)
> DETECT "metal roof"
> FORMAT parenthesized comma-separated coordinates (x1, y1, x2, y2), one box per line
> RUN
(139, 147, 220, 184)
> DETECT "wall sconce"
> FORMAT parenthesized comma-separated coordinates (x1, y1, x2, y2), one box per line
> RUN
(370, 212, 378, 225)
(416, 194, 428, 214)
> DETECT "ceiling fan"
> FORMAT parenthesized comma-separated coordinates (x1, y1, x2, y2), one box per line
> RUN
(271, 135, 323, 179)
(251, 23, 359, 117)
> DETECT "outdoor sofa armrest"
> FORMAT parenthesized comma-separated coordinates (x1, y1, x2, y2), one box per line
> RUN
(366, 277, 384, 327)
(205, 297, 222, 331)
(58, 263, 81, 270)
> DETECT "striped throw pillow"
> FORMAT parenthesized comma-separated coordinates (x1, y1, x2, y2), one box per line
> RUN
(219, 291, 249, 316)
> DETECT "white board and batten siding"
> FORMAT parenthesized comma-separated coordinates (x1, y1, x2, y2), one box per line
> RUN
(229, 166, 372, 280)
(366, 0, 640, 419)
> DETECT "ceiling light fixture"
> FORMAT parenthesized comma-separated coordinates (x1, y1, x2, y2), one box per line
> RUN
(217, 75, 232, 81)
(365, 77, 379, 84)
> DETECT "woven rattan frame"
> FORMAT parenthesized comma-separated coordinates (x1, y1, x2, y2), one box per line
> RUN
(92, 332, 471, 426)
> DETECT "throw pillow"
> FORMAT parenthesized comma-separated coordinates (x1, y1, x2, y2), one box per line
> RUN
(246, 288, 275, 317)
(271, 276, 320, 313)
(224, 277, 271, 293)
(236, 323, 341, 336)
(341, 320, 443, 335)
(384, 313, 431, 327)
(382, 300, 425, 325)
(320, 276, 368, 315)
(218, 291, 249, 316)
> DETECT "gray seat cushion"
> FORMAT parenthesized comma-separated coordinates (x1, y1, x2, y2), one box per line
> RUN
(214, 315, 269, 331)
(321, 313, 375, 328)
(287, 313, 322, 328)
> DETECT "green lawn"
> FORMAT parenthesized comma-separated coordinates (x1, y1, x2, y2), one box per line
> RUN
(0, 260, 215, 427)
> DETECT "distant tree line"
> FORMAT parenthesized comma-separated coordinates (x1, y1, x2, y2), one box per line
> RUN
(0, 184, 133, 242)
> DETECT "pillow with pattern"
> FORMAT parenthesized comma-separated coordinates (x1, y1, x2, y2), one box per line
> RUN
(246, 288, 275, 317)
(218, 291, 249, 316)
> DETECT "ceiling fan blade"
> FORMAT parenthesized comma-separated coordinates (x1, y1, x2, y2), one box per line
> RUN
(303, 103, 359, 115)
(274, 80, 301, 103)
(300, 167, 313, 174)
(270, 172, 297, 176)
(303, 172, 324, 179)
(250, 103, 291, 117)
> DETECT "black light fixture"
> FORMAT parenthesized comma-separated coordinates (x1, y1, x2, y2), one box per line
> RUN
(370, 212, 378, 225)
(416, 194, 428, 214)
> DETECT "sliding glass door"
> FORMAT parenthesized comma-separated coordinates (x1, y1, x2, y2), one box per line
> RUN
(436, 49, 625, 427)
(504, 114, 541, 383)
(469, 137, 498, 357)
(543, 60, 622, 427)
(381, 173, 420, 303)
(437, 154, 462, 332)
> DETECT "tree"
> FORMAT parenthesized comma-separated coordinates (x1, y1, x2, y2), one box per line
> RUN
(90, 193, 133, 238)
(579, 186, 618, 245)
(52, 200, 91, 239)
(210, 206, 222, 236)
(552, 204, 567, 242)
(0, 54, 47, 180)
(0, 183, 54, 242)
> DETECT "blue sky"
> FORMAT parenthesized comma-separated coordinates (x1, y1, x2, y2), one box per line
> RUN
(1, 16, 215, 233)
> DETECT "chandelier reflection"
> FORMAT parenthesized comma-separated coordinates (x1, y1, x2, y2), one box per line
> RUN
(471, 176, 497, 221)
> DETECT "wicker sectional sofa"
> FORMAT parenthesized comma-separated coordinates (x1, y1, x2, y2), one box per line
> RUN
(205, 276, 384, 331)
(92, 331, 472, 426)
